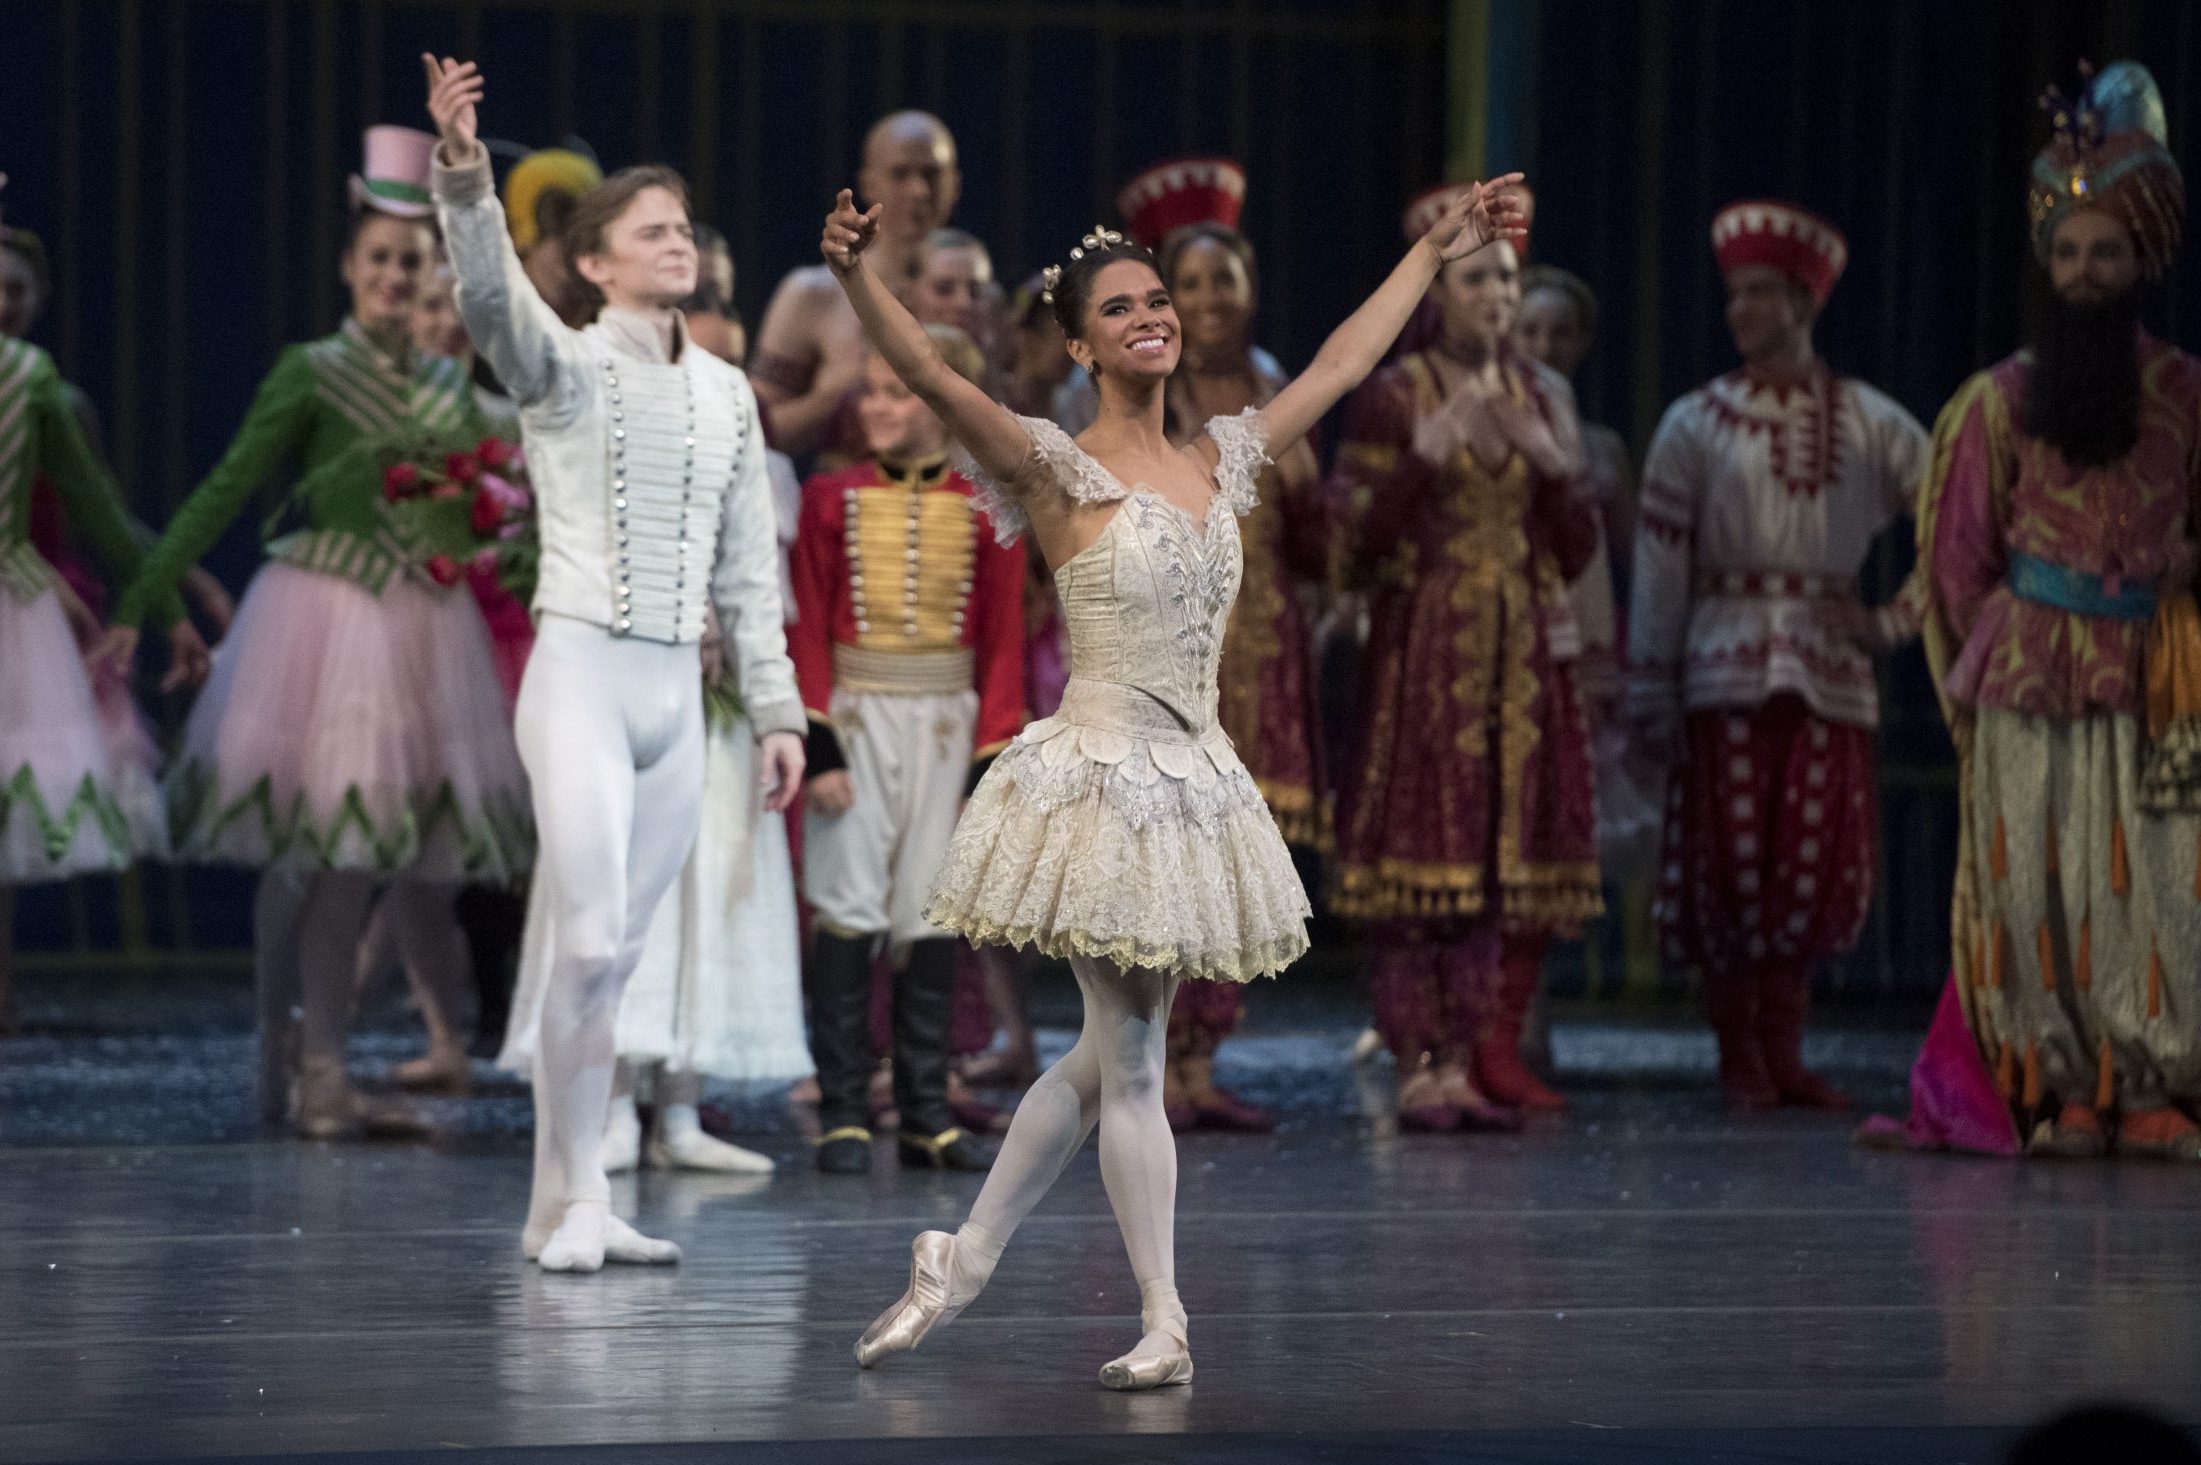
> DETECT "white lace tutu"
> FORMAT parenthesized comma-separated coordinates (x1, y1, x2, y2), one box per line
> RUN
(0, 589, 136, 882)
(925, 688, 1312, 985)
(166, 563, 531, 883)
(500, 714, 812, 1081)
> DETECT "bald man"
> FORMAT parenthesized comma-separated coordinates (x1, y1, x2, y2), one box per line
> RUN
(752, 111, 961, 461)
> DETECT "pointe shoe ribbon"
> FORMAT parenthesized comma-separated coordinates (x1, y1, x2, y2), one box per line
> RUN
(1099, 1296, 1194, 1391)
(855, 1231, 967, 1367)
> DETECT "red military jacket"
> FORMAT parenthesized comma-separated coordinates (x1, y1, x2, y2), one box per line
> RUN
(790, 455, 1027, 782)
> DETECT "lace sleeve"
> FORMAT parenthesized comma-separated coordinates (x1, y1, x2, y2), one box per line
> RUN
(953, 413, 1125, 545)
(1204, 407, 1272, 517)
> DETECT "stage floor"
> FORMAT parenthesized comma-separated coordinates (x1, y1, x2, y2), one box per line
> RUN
(3, 977, 2198, 1463)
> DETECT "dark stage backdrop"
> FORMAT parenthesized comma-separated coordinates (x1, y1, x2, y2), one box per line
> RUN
(6, 0, 2196, 999)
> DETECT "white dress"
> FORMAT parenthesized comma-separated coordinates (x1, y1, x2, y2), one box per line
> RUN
(927, 408, 1310, 983)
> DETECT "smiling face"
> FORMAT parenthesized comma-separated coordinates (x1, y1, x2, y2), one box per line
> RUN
(1433, 240, 1519, 356)
(2049, 208, 2141, 306)
(1068, 258, 1180, 384)
(913, 242, 994, 341)
(857, 351, 949, 462)
(576, 186, 699, 312)
(341, 214, 435, 337)
(1166, 232, 1255, 360)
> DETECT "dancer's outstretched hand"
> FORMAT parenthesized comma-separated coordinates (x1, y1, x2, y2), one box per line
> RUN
(820, 189, 882, 276)
(1425, 174, 1529, 262)
(422, 55, 485, 163)
(758, 730, 807, 813)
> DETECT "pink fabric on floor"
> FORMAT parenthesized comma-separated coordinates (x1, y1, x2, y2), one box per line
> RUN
(1858, 974, 2020, 1156)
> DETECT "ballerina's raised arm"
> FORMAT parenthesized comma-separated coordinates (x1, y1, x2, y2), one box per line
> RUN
(1251, 175, 1526, 460)
(821, 189, 1032, 485)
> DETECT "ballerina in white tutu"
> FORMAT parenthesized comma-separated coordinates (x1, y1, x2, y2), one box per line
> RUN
(819, 174, 1526, 1387)
(110, 127, 531, 1140)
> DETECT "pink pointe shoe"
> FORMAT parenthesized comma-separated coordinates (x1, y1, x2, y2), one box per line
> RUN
(855, 1231, 972, 1367)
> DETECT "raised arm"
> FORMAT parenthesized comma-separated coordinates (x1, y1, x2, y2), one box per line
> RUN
(1256, 176, 1527, 459)
(423, 56, 569, 410)
(821, 190, 1030, 484)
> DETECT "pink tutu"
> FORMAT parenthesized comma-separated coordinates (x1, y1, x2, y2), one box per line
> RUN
(91, 659, 168, 860)
(0, 588, 136, 882)
(167, 563, 531, 883)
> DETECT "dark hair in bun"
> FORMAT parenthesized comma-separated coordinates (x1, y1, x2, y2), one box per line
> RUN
(1046, 238, 1162, 342)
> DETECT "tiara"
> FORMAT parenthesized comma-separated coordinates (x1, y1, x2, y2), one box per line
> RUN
(1040, 224, 1128, 303)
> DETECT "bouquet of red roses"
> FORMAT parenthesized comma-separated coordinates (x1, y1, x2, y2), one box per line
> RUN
(377, 435, 537, 594)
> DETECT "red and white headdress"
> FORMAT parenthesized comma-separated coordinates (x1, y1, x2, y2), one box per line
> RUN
(1116, 157, 1248, 250)
(1710, 200, 1848, 307)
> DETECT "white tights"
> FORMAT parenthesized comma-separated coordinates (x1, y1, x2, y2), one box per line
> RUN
(516, 616, 704, 1265)
(955, 955, 1186, 1349)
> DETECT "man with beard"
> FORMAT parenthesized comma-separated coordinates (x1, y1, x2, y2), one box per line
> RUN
(1629, 202, 1928, 1110)
(749, 112, 962, 463)
(1916, 61, 2201, 1160)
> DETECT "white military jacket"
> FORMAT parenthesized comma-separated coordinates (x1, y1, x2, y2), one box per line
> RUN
(433, 150, 802, 739)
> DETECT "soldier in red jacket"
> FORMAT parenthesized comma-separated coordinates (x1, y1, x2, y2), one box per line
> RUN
(793, 325, 1026, 1174)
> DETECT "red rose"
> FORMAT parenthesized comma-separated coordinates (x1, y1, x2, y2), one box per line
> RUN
(477, 437, 514, 471)
(425, 554, 462, 587)
(445, 451, 482, 484)
(383, 462, 421, 501)
(469, 488, 505, 537)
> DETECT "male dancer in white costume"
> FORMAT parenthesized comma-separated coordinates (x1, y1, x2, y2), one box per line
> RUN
(425, 56, 805, 1272)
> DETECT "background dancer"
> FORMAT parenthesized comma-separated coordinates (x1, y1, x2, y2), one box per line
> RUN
(1328, 195, 1601, 1127)
(792, 324, 1025, 1176)
(752, 111, 963, 463)
(1629, 201, 1927, 1111)
(426, 55, 805, 1269)
(1911, 62, 2201, 1161)
(111, 126, 527, 1141)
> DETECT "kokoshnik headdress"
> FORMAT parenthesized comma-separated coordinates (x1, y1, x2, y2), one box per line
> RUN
(2030, 60, 2184, 277)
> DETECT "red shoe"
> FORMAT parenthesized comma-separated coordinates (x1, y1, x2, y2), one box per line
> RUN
(2030, 1103, 2107, 1158)
(1704, 968, 1779, 1110)
(1192, 1089, 1276, 1134)
(1758, 966, 1852, 1110)
(2117, 1106, 2201, 1161)
(1473, 1039, 1568, 1112)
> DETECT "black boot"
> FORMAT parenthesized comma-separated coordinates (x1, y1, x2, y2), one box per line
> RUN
(893, 939, 994, 1172)
(809, 928, 879, 1174)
